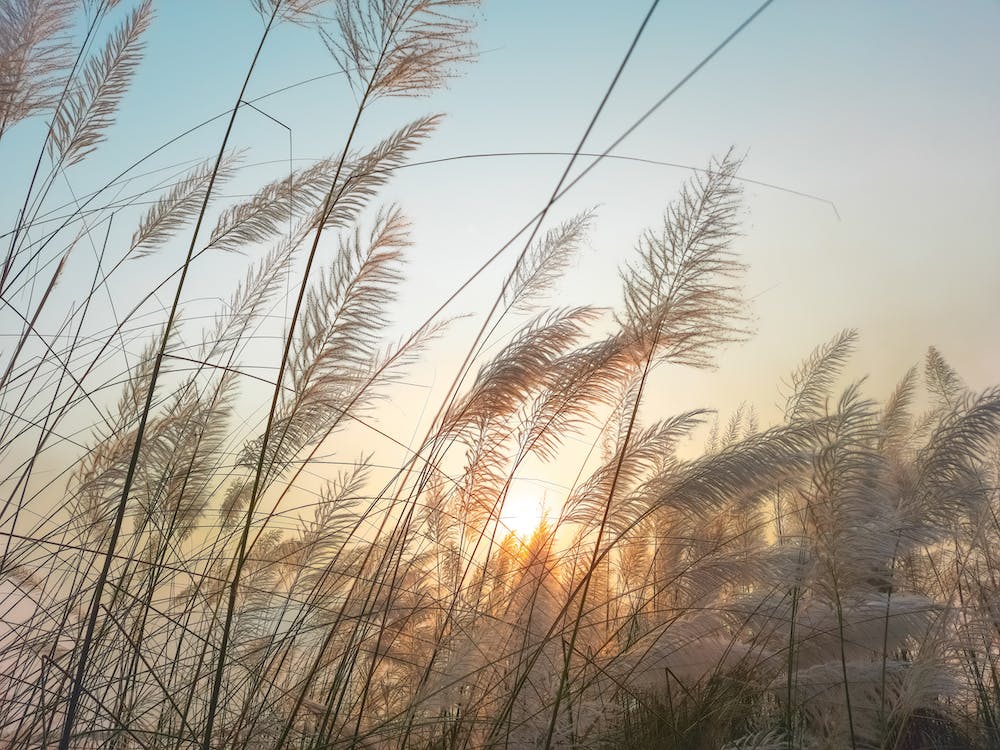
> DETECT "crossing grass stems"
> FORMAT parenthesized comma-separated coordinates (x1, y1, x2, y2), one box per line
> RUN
(1, 2, 998, 749)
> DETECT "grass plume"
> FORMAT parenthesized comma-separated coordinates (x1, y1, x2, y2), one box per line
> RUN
(0, 4, 997, 750)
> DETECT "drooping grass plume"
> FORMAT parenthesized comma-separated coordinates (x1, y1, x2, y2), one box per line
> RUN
(325, 0, 479, 100)
(47, 0, 152, 168)
(619, 149, 749, 367)
(130, 152, 243, 257)
(503, 210, 595, 315)
(0, 0, 74, 137)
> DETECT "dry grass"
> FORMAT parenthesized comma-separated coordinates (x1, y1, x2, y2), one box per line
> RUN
(1, 3, 999, 750)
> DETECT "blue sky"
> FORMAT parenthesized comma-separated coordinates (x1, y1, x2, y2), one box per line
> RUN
(4, 0, 999, 452)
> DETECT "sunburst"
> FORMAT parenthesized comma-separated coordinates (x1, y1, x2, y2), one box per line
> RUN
(499, 484, 547, 539)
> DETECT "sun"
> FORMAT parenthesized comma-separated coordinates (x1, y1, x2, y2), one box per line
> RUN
(498, 485, 547, 539)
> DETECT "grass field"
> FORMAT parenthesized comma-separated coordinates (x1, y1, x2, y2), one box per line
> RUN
(1, 2, 999, 748)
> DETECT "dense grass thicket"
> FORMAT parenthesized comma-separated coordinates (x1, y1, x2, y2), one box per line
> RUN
(2, 2, 999, 749)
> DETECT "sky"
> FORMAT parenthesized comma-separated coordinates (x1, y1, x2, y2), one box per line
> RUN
(130, 2, 998, 401)
(3, 1, 999, 511)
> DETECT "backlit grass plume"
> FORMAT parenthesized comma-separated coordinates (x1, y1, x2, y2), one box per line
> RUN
(0, 3, 998, 750)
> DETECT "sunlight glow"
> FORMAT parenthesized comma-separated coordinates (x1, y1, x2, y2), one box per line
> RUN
(499, 485, 547, 539)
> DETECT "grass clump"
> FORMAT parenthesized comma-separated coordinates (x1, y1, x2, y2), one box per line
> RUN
(1, 3, 999, 750)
